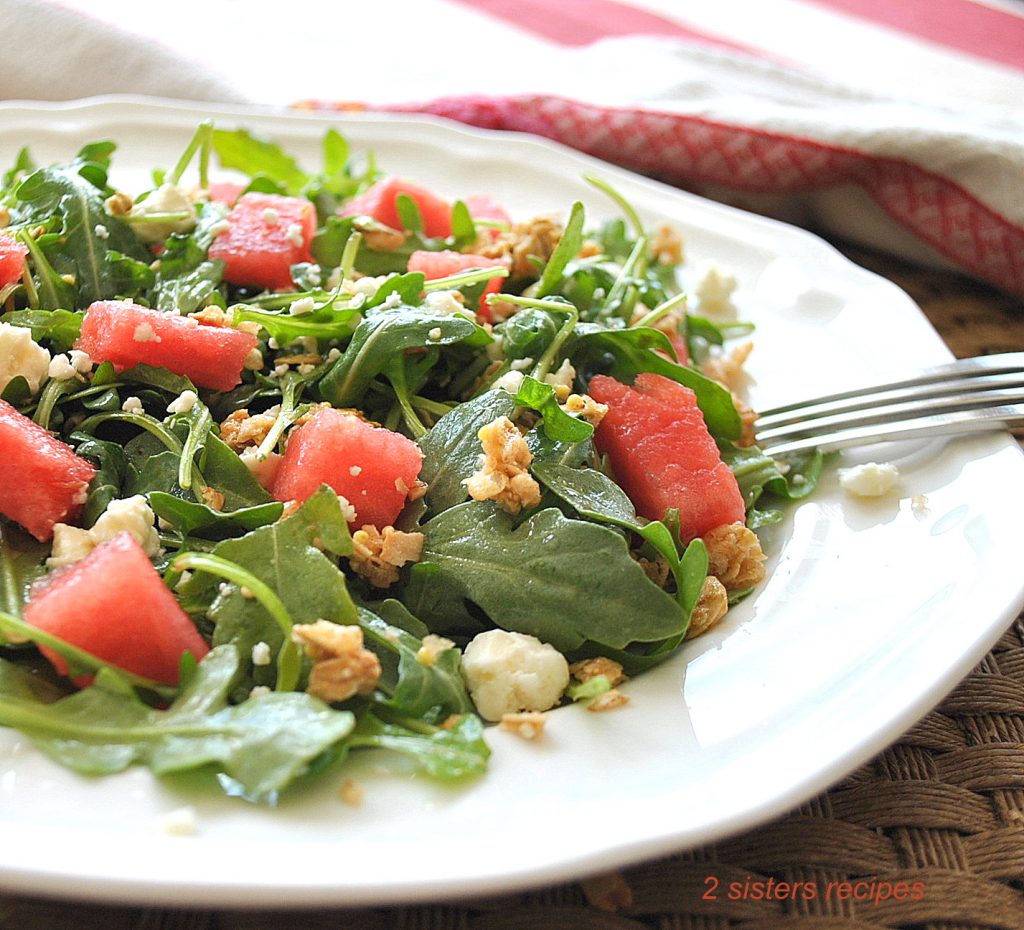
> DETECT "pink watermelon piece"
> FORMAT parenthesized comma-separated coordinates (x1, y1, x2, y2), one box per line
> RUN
(24, 532, 209, 685)
(342, 177, 452, 239)
(206, 181, 245, 206)
(208, 192, 315, 291)
(0, 399, 96, 542)
(76, 300, 257, 392)
(273, 408, 423, 530)
(589, 373, 745, 541)
(463, 194, 512, 239)
(407, 249, 509, 317)
(0, 233, 28, 288)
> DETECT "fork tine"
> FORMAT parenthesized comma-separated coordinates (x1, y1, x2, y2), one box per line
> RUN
(756, 386, 1024, 444)
(757, 352, 1024, 422)
(759, 404, 1024, 457)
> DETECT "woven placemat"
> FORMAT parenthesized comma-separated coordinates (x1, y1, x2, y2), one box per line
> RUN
(2, 245, 1022, 930)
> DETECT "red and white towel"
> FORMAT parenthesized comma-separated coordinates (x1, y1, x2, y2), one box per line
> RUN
(6, 0, 1024, 294)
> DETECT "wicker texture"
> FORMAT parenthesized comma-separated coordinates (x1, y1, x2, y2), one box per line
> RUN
(1, 246, 1022, 930)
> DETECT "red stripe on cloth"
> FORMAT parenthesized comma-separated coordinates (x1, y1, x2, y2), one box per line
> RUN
(448, 0, 754, 53)
(320, 94, 1021, 294)
(804, 0, 1024, 72)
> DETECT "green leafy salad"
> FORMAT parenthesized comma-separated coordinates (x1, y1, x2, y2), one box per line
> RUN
(0, 123, 821, 804)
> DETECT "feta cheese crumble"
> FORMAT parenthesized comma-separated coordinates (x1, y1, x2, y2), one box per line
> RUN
(129, 183, 196, 243)
(838, 462, 901, 497)
(288, 297, 316, 316)
(262, 207, 279, 226)
(251, 642, 272, 666)
(160, 806, 198, 837)
(0, 321, 50, 395)
(133, 321, 161, 343)
(462, 629, 569, 722)
(285, 223, 304, 247)
(48, 495, 161, 568)
(166, 389, 199, 415)
(121, 395, 144, 413)
(695, 262, 739, 321)
(47, 354, 78, 382)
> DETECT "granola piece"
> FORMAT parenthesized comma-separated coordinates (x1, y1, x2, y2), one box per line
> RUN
(702, 340, 753, 393)
(734, 394, 758, 448)
(339, 779, 364, 807)
(586, 689, 630, 712)
(349, 524, 425, 588)
(406, 478, 428, 502)
(635, 553, 671, 587)
(218, 408, 278, 451)
(104, 191, 133, 216)
(473, 215, 562, 279)
(463, 416, 542, 514)
(569, 657, 625, 688)
(685, 576, 729, 639)
(291, 620, 381, 703)
(499, 711, 547, 740)
(651, 222, 685, 266)
(703, 522, 766, 591)
(562, 392, 608, 427)
(199, 486, 225, 511)
(416, 634, 456, 667)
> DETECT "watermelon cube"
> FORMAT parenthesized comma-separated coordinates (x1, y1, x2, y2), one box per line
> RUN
(341, 177, 452, 239)
(209, 192, 315, 291)
(0, 399, 96, 541)
(24, 532, 209, 685)
(0, 233, 28, 288)
(407, 249, 509, 315)
(76, 300, 258, 392)
(589, 373, 745, 541)
(272, 408, 423, 530)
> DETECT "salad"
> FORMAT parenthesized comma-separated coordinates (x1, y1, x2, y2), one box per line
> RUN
(0, 123, 820, 804)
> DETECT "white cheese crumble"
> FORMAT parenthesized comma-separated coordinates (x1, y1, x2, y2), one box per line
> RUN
(349, 465, 362, 477)
(47, 353, 78, 382)
(133, 321, 161, 343)
(69, 349, 93, 373)
(838, 462, 901, 497)
(48, 495, 161, 568)
(166, 389, 199, 415)
(427, 327, 443, 341)
(208, 219, 231, 237)
(160, 806, 198, 837)
(262, 207, 279, 227)
(327, 347, 342, 362)
(423, 290, 465, 316)
(121, 395, 144, 413)
(297, 363, 316, 376)
(94, 223, 109, 240)
(285, 222, 305, 247)
(382, 292, 403, 310)
(0, 322, 50, 395)
(289, 296, 316, 316)
(509, 357, 533, 371)
(251, 642, 272, 666)
(543, 358, 576, 395)
(493, 370, 525, 394)
(336, 494, 357, 524)
(694, 262, 739, 321)
(129, 183, 196, 243)
(249, 685, 271, 699)
(461, 629, 569, 722)
(244, 347, 264, 371)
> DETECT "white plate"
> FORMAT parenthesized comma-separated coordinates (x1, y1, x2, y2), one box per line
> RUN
(1, 98, 1022, 908)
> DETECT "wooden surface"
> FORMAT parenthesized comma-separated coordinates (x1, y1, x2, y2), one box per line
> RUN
(1, 246, 1022, 930)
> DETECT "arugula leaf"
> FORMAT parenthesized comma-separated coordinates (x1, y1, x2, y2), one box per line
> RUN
(497, 307, 561, 361)
(417, 389, 516, 517)
(212, 129, 308, 196)
(513, 375, 593, 443)
(179, 488, 355, 699)
(148, 493, 283, 538)
(536, 200, 584, 297)
(1, 308, 83, 352)
(415, 502, 685, 655)
(318, 307, 485, 407)
(350, 710, 488, 781)
(530, 460, 641, 530)
(70, 435, 130, 527)
(200, 434, 274, 510)
(15, 164, 149, 304)
(150, 200, 227, 313)
(0, 523, 48, 627)
(0, 646, 355, 804)
(358, 607, 473, 720)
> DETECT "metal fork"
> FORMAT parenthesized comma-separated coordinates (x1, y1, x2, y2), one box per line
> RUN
(754, 353, 1024, 456)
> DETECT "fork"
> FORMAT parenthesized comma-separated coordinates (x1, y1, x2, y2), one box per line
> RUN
(754, 352, 1024, 456)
